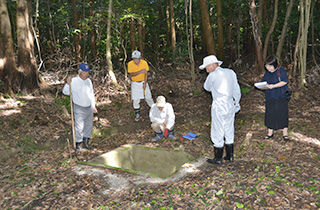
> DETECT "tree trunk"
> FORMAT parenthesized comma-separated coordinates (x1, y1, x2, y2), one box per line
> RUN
(166, 5, 171, 48)
(169, 0, 176, 57)
(73, 0, 81, 63)
(17, 0, 40, 93)
(138, 19, 146, 58)
(199, 0, 216, 55)
(106, 0, 118, 87)
(185, 0, 195, 82)
(298, 0, 312, 88)
(249, 0, 264, 74)
(263, 0, 279, 60)
(130, 18, 137, 52)
(276, 0, 295, 59)
(0, 0, 21, 93)
(216, 0, 224, 59)
(257, 0, 264, 37)
(89, 0, 97, 61)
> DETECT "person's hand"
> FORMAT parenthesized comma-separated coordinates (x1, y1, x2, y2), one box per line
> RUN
(140, 69, 147, 74)
(66, 76, 71, 84)
(163, 121, 167, 126)
(93, 107, 98, 113)
(143, 82, 146, 91)
(164, 129, 169, 137)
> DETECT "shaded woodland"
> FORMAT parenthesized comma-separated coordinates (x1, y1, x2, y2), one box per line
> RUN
(0, 0, 320, 209)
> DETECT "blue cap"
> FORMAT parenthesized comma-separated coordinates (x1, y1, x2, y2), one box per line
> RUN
(78, 63, 91, 72)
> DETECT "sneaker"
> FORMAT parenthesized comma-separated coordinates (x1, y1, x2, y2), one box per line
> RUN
(152, 134, 163, 141)
(168, 134, 177, 140)
(134, 112, 140, 121)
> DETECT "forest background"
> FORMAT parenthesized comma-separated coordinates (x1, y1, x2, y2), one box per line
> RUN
(0, 0, 320, 209)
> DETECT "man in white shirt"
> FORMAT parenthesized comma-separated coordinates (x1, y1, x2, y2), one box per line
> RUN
(200, 55, 241, 165)
(149, 96, 176, 141)
(63, 63, 97, 152)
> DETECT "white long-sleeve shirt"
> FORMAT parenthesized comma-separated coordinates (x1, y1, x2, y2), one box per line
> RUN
(62, 75, 95, 108)
(149, 103, 175, 129)
(204, 67, 241, 114)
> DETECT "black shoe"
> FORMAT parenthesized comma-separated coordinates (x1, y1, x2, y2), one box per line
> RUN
(283, 135, 290, 141)
(76, 142, 83, 152)
(263, 134, 273, 139)
(223, 144, 234, 162)
(207, 147, 223, 165)
(83, 138, 93, 149)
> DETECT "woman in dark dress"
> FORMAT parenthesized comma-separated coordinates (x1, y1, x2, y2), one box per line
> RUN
(262, 56, 290, 141)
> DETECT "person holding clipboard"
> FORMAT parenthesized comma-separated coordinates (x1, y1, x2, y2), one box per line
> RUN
(260, 56, 290, 141)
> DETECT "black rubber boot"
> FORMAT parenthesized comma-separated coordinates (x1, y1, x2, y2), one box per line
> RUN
(223, 144, 234, 162)
(207, 147, 223, 165)
(83, 138, 93, 149)
(134, 109, 140, 122)
(76, 142, 83, 152)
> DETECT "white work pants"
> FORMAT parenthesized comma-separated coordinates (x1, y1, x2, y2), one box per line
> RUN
(210, 106, 235, 148)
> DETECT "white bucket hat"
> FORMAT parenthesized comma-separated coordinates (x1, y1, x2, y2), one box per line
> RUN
(132, 50, 141, 59)
(199, 55, 223, 69)
(156, 96, 166, 107)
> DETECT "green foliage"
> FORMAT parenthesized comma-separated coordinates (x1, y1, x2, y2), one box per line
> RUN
(241, 88, 250, 95)
(54, 95, 71, 112)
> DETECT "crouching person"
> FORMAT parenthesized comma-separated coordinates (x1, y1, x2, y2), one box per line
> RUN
(62, 63, 98, 152)
(149, 96, 177, 141)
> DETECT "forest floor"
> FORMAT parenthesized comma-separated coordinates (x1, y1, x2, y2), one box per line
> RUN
(0, 63, 319, 210)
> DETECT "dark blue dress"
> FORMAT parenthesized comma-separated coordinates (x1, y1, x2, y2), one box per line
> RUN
(262, 67, 289, 130)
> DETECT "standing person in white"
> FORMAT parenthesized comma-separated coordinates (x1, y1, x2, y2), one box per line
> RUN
(200, 55, 241, 165)
(149, 96, 177, 141)
(63, 63, 98, 152)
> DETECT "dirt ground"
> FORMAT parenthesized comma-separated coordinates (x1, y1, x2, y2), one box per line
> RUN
(0, 65, 319, 210)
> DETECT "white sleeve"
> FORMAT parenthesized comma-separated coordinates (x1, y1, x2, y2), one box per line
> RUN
(89, 80, 95, 108)
(62, 83, 70, 95)
(233, 73, 241, 105)
(149, 105, 164, 124)
(204, 73, 213, 92)
(166, 104, 175, 129)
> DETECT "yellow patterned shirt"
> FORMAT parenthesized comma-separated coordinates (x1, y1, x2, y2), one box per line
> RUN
(128, 59, 149, 82)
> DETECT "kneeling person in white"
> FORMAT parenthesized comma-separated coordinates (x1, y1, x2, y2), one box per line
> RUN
(149, 96, 176, 141)
(62, 63, 98, 152)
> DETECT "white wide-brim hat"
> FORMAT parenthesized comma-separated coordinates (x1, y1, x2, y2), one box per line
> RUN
(199, 55, 223, 69)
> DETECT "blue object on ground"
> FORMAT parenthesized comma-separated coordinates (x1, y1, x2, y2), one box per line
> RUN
(187, 132, 198, 138)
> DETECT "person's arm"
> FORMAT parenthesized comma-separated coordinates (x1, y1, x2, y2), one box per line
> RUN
(149, 106, 164, 124)
(267, 81, 287, 89)
(128, 69, 147, 78)
(165, 104, 175, 129)
(62, 76, 72, 95)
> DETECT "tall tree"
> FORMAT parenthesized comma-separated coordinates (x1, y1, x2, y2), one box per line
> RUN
(169, 0, 176, 57)
(16, 0, 40, 93)
(73, 0, 81, 63)
(199, 0, 216, 55)
(262, 0, 279, 60)
(106, 0, 118, 87)
(249, 0, 264, 73)
(0, 0, 20, 94)
(216, 0, 224, 59)
(89, 0, 97, 61)
(297, 0, 312, 88)
(130, 18, 137, 52)
(185, 0, 195, 81)
(276, 0, 295, 60)
(138, 18, 146, 58)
